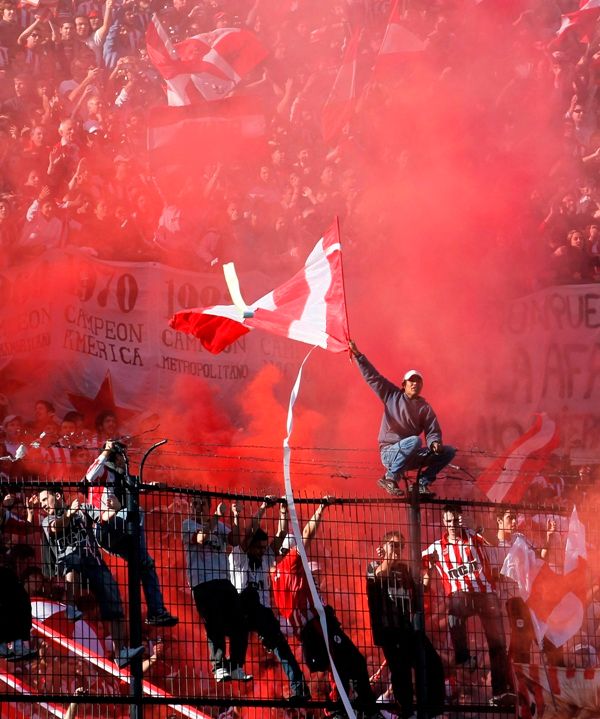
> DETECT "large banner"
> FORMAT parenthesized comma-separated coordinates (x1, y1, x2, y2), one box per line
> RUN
(0, 250, 306, 424)
(515, 661, 600, 719)
(476, 284, 600, 455)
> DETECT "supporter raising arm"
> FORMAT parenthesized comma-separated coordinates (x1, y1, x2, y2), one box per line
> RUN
(228, 497, 310, 701)
(271, 498, 386, 719)
(349, 339, 456, 497)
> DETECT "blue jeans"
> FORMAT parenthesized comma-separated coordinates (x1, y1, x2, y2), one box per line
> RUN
(95, 510, 166, 617)
(380, 436, 456, 485)
(57, 552, 124, 621)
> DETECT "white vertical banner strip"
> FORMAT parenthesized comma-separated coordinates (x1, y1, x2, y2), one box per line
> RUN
(0, 670, 66, 718)
(283, 347, 356, 719)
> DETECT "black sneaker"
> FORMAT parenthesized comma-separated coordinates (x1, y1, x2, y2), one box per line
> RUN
(489, 692, 516, 708)
(377, 476, 404, 497)
(214, 667, 232, 682)
(10, 640, 38, 661)
(408, 482, 435, 498)
(146, 610, 178, 627)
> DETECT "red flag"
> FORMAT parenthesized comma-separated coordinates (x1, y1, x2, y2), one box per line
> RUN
(170, 221, 350, 354)
(556, 0, 600, 40)
(322, 30, 360, 143)
(375, 0, 426, 75)
(476, 413, 559, 503)
(148, 95, 266, 196)
(146, 15, 268, 105)
(514, 663, 600, 719)
(502, 509, 589, 648)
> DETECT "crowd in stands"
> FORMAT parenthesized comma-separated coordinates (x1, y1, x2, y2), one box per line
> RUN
(0, 0, 597, 286)
(0, 437, 599, 717)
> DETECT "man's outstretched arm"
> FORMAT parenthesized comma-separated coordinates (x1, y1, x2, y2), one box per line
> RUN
(348, 339, 398, 402)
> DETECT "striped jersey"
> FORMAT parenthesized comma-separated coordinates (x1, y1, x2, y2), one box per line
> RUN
(423, 528, 494, 595)
(85, 453, 124, 511)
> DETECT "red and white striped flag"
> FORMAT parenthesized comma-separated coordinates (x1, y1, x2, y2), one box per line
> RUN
(514, 663, 600, 719)
(170, 221, 350, 354)
(146, 15, 268, 105)
(556, 0, 600, 40)
(476, 413, 559, 503)
(502, 508, 588, 648)
(322, 30, 360, 143)
(375, 0, 426, 74)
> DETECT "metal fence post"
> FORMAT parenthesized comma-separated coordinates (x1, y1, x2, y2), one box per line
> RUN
(408, 487, 428, 719)
(122, 447, 144, 719)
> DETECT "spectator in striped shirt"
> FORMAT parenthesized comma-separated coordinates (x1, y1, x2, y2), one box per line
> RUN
(423, 505, 512, 708)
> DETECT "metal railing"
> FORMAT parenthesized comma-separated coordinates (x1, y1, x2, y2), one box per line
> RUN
(0, 467, 594, 719)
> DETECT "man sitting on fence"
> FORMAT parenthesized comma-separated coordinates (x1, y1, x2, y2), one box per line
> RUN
(348, 340, 456, 497)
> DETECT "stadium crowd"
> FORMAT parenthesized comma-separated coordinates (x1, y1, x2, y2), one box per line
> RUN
(1, 0, 600, 715)
(0, 447, 598, 718)
(0, 0, 597, 285)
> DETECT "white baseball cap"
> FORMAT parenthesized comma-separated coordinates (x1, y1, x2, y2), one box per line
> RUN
(280, 534, 296, 553)
(403, 369, 423, 382)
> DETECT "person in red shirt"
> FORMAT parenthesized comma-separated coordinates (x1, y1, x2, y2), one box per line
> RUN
(271, 498, 385, 719)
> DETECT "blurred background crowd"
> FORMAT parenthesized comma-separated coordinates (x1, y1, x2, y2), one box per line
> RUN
(0, 0, 599, 288)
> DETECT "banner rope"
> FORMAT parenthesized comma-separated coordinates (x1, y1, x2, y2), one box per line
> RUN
(282, 347, 356, 719)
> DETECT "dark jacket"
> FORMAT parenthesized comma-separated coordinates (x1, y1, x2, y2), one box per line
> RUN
(355, 354, 442, 448)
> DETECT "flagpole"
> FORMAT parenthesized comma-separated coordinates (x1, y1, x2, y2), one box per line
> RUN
(335, 215, 352, 343)
(538, 643, 559, 712)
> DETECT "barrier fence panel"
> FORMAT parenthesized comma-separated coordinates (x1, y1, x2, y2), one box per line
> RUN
(0, 475, 598, 719)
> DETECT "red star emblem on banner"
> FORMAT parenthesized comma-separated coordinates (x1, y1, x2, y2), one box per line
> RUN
(67, 372, 138, 426)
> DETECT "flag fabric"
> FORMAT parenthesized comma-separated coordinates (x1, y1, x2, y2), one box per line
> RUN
(322, 30, 360, 143)
(476, 413, 560, 503)
(556, 0, 600, 40)
(147, 95, 266, 197)
(170, 221, 350, 354)
(514, 662, 600, 719)
(31, 600, 109, 658)
(0, 670, 67, 719)
(375, 0, 426, 74)
(31, 606, 212, 719)
(501, 508, 588, 647)
(147, 97, 266, 165)
(146, 15, 268, 105)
